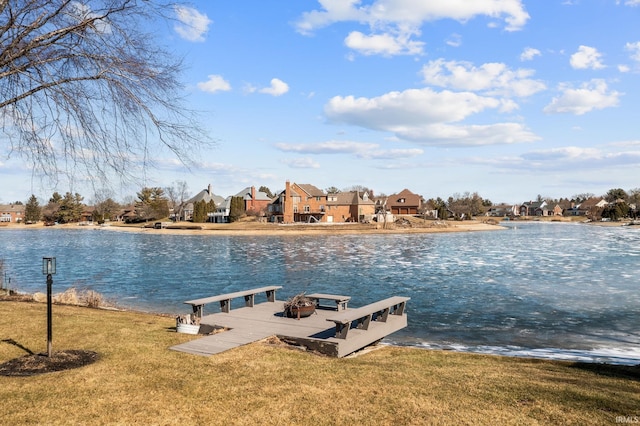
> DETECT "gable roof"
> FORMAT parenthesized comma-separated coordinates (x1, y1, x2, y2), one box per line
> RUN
(295, 183, 325, 197)
(521, 200, 546, 209)
(234, 187, 273, 201)
(327, 191, 375, 206)
(579, 197, 606, 209)
(387, 188, 422, 207)
(0, 204, 25, 213)
(187, 186, 225, 206)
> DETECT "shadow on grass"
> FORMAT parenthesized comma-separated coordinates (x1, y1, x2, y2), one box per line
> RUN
(570, 362, 640, 381)
(1, 338, 35, 355)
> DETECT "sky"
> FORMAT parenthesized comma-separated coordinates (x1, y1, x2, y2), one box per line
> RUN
(2, 0, 640, 205)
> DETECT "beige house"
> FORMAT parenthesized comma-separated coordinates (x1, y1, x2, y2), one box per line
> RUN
(325, 191, 375, 223)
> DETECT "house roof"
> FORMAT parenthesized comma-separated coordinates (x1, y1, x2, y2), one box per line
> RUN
(578, 197, 606, 209)
(387, 189, 422, 207)
(234, 187, 272, 201)
(186, 186, 225, 206)
(327, 191, 375, 206)
(521, 200, 546, 209)
(0, 204, 25, 212)
(295, 183, 325, 197)
(217, 197, 232, 209)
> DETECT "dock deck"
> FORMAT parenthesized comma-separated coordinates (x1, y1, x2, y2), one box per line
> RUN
(170, 299, 408, 358)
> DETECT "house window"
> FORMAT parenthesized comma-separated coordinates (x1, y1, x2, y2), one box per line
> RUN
(316, 196, 322, 201)
(304, 205, 310, 212)
(399, 198, 406, 203)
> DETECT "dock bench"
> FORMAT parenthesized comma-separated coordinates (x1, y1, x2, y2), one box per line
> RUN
(306, 293, 351, 311)
(326, 296, 409, 339)
(185, 285, 282, 317)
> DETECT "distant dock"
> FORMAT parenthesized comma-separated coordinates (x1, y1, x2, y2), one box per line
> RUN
(170, 288, 409, 358)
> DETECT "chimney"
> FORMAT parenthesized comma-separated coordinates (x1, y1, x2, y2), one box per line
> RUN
(284, 180, 293, 223)
(208, 184, 212, 195)
(251, 186, 256, 210)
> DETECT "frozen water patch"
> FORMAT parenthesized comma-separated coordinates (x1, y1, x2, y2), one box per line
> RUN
(404, 341, 640, 366)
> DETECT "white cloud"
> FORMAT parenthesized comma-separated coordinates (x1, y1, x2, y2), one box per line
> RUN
(570, 45, 605, 69)
(274, 140, 423, 159)
(624, 0, 640, 5)
(618, 64, 631, 73)
(344, 30, 424, 56)
(608, 140, 640, 148)
(276, 141, 378, 155)
(446, 33, 462, 47)
(471, 146, 640, 172)
(326, 88, 499, 125)
(324, 87, 538, 146)
(197, 75, 231, 93)
(174, 6, 212, 42)
(70, 2, 111, 34)
(543, 79, 621, 115)
(295, 0, 529, 57)
(625, 41, 640, 62)
(521, 147, 640, 170)
(259, 78, 290, 96)
(520, 47, 541, 61)
(421, 59, 546, 97)
(295, 0, 530, 34)
(281, 157, 321, 169)
(406, 122, 538, 146)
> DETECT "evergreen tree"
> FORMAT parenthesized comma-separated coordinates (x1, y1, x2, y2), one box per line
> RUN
(192, 200, 207, 223)
(135, 187, 169, 221)
(24, 195, 42, 223)
(228, 196, 245, 223)
(49, 192, 62, 204)
(207, 200, 217, 222)
(259, 186, 274, 199)
(58, 192, 84, 223)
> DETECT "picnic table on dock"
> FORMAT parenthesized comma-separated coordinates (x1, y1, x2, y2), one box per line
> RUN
(171, 287, 409, 358)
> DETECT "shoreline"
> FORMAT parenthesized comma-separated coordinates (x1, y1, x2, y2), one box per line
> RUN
(4, 214, 635, 236)
(0, 219, 506, 236)
(2, 291, 638, 366)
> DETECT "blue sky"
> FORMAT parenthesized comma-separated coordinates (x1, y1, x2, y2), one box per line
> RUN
(2, 0, 640, 204)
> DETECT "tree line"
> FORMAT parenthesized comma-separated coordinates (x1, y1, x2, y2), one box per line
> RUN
(9, 184, 639, 225)
(15, 184, 250, 224)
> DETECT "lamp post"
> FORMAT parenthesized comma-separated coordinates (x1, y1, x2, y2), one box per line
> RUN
(42, 257, 56, 357)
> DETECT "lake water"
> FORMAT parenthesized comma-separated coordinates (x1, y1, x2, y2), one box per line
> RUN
(1, 222, 639, 365)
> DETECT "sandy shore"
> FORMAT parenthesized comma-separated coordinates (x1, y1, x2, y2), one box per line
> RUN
(7, 216, 635, 236)
(1, 219, 505, 236)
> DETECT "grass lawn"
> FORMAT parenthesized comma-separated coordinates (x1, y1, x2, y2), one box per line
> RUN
(1, 300, 638, 425)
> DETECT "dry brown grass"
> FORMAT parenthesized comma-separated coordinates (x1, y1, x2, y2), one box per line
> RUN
(1, 300, 638, 425)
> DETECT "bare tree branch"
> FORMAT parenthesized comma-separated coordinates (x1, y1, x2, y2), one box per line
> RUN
(0, 0, 212, 188)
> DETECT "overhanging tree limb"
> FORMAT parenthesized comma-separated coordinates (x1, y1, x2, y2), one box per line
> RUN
(0, 0, 211, 186)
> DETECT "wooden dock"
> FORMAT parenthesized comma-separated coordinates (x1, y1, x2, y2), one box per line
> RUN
(170, 297, 408, 358)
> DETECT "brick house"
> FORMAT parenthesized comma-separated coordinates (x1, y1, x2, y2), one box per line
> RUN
(235, 186, 273, 215)
(386, 189, 422, 215)
(0, 204, 25, 223)
(325, 191, 376, 223)
(269, 182, 328, 223)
